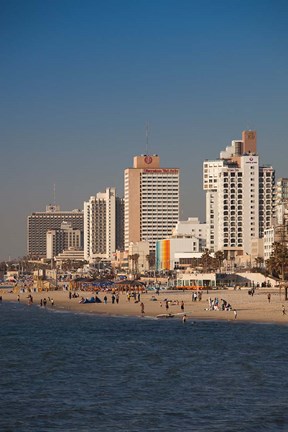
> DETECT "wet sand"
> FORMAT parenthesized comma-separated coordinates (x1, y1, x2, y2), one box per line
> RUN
(2, 287, 288, 324)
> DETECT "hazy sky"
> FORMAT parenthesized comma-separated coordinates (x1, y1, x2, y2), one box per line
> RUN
(1, 0, 288, 261)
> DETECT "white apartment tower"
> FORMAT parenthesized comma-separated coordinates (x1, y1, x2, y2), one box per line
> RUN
(203, 131, 275, 256)
(274, 178, 288, 225)
(124, 155, 180, 251)
(84, 187, 124, 261)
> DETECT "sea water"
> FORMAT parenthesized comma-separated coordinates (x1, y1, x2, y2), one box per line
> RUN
(1, 302, 288, 432)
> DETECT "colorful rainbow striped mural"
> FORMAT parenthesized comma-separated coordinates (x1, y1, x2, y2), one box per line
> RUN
(156, 239, 171, 270)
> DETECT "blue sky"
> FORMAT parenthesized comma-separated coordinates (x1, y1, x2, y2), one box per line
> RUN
(1, 0, 288, 261)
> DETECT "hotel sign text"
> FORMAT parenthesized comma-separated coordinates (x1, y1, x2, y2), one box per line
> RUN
(143, 169, 179, 174)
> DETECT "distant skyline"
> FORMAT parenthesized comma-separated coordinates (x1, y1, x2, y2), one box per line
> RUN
(1, 0, 288, 261)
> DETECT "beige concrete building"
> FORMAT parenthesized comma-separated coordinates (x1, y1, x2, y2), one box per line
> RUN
(124, 155, 180, 251)
(46, 221, 82, 259)
(54, 247, 85, 267)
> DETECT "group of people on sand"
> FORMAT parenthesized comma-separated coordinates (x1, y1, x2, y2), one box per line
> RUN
(192, 291, 202, 302)
(126, 291, 141, 303)
(206, 297, 233, 312)
(69, 291, 80, 299)
(105, 293, 120, 304)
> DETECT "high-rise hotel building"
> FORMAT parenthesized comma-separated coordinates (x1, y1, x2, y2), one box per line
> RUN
(203, 131, 275, 256)
(124, 155, 180, 251)
(84, 187, 124, 262)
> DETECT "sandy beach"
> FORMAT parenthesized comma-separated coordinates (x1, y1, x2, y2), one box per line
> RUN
(2, 287, 288, 325)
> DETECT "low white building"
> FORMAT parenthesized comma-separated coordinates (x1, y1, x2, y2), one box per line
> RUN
(172, 217, 207, 248)
(156, 238, 205, 271)
(54, 248, 85, 267)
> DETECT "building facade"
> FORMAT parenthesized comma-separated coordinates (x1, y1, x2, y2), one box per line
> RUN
(124, 155, 180, 252)
(128, 241, 150, 273)
(156, 237, 203, 271)
(172, 217, 207, 249)
(203, 131, 275, 256)
(84, 187, 124, 262)
(46, 221, 83, 259)
(27, 205, 84, 258)
(276, 178, 288, 204)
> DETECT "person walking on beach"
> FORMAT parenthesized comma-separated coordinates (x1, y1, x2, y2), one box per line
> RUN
(17, 295, 20, 302)
(267, 293, 271, 303)
(282, 305, 286, 316)
(234, 309, 237, 320)
(180, 301, 184, 312)
(140, 302, 145, 316)
(51, 298, 54, 307)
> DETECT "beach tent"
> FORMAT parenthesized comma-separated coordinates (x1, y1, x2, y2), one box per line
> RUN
(115, 279, 144, 285)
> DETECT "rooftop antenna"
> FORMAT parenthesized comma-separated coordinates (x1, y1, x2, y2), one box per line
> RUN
(145, 121, 150, 155)
(53, 183, 56, 206)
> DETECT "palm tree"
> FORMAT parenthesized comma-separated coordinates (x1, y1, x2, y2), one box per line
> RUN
(200, 249, 213, 273)
(146, 253, 155, 270)
(146, 254, 150, 271)
(190, 258, 198, 270)
(133, 253, 140, 274)
(266, 242, 288, 298)
(128, 255, 133, 273)
(95, 257, 102, 273)
(255, 256, 264, 270)
(214, 251, 225, 272)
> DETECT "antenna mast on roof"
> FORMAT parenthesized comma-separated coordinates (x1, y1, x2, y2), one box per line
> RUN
(53, 183, 56, 206)
(145, 121, 150, 155)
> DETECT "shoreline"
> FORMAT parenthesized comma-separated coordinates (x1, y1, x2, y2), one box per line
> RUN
(2, 288, 288, 325)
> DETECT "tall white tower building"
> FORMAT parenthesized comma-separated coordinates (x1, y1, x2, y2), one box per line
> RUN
(84, 187, 124, 262)
(124, 155, 180, 251)
(203, 131, 275, 257)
